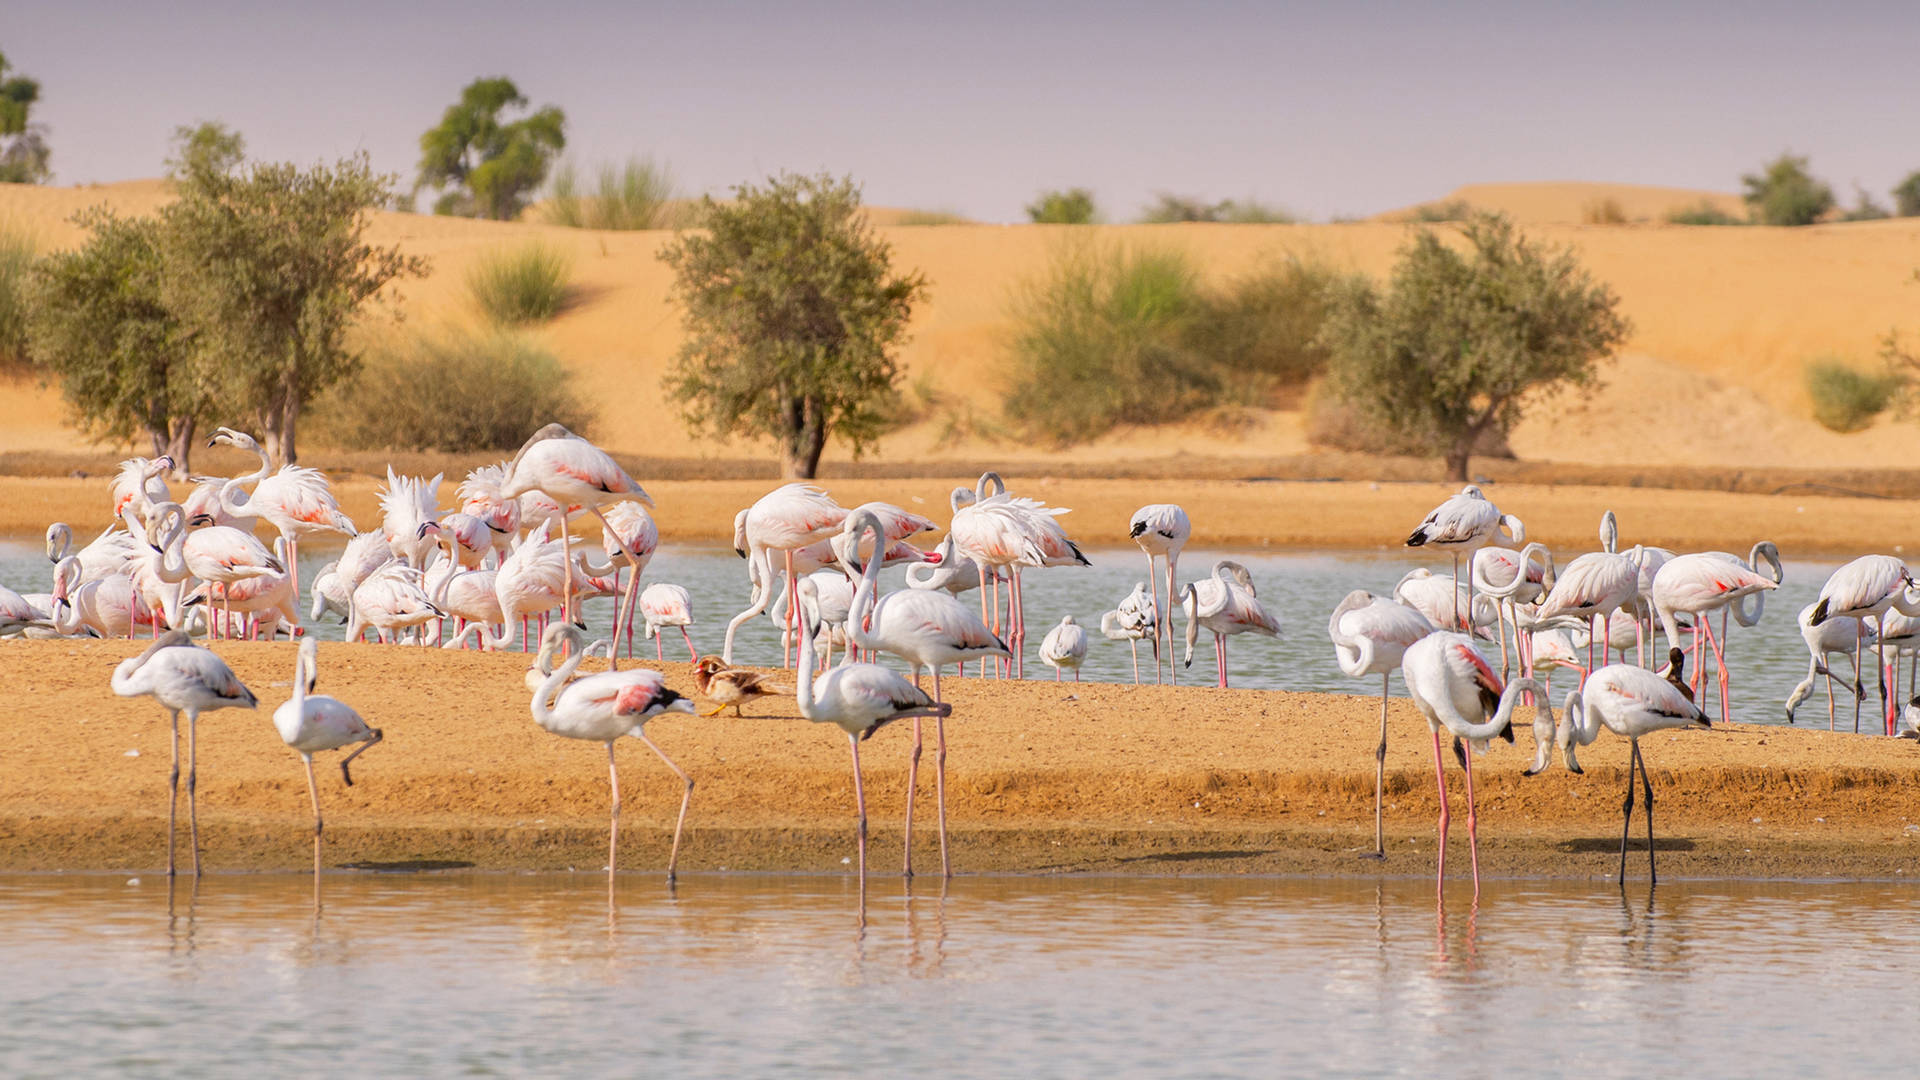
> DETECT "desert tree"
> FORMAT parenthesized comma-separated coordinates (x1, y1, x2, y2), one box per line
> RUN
(1319, 213, 1630, 481)
(159, 153, 427, 465)
(164, 120, 245, 185)
(1742, 152, 1835, 227)
(0, 49, 51, 184)
(1026, 188, 1098, 224)
(416, 77, 566, 220)
(660, 172, 928, 478)
(27, 209, 215, 472)
(1893, 171, 1920, 218)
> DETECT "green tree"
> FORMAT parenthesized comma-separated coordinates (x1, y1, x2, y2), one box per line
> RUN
(1320, 214, 1630, 481)
(1026, 187, 1098, 224)
(1742, 152, 1835, 226)
(660, 172, 929, 478)
(1893, 171, 1920, 218)
(26, 210, 215, 470)
(164, 121, 245, 185)
(0, 50, 51, 184)
(160, 154, 428, 465)
(416, 77, 565, 220)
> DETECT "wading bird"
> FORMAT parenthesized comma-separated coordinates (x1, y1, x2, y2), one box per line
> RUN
(1809, 555, 1920, 734)
(691, 655, 790, 717)
(1405, 485, 1515, 629)
(1128, 503, 1189, 683)
(723, 484, 847, 666)
(639, 582, 697, 663)
(206, 427, 357, 620)
(1180, 560, 1281, 688)
(1099, 582, 1158, 684)
(1784, 601, 1873, 730)
(1039, 615, 1089, 682)
(1327, 589, 1435, 857)
(1651, 553, 1780, 725)
(271, 638, 383, 875)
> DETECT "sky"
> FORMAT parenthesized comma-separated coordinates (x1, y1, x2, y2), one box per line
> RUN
(7, 0, 1918, 222)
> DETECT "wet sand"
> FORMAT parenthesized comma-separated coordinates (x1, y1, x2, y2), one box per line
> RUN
(5, 638, 1918, 878)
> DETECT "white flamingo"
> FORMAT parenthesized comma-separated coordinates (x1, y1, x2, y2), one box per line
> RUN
(1535, 550, 1642, 672)
(1404, 485, 1518, 629)
(1129, 503, 1189, 684)
(639, 582, 697, 663)
(347, 563, 442, 644)
(272, 638, 383, 875)
(379, 466, 443, 569)
(1784, 602, 1873, 730)
(723, 483, 847, 667)
(206, 427, 357, 618)
(1809, 555, 1920, 735)
(1099, 582, 1159, 684)
(1328, 589, 1435, 856)
(1039, 615, 1089, 682)
(1180, 560, 1280, 688)
(1650, 553, 1780, 725)
(447, 526, 569, 652)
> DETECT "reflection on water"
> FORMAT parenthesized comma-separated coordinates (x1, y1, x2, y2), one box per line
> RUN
(3, 872, 1918, 1076)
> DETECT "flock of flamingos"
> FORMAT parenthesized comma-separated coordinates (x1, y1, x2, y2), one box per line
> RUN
(8, 422, 1920, 896)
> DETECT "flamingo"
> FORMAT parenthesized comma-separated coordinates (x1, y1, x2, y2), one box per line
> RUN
(0, 584, 52, 636)
(448, 526, 570, 652)
(206, 427, 357, 618)
(1099, 582, 1159, 684)
(949, 474, 1088, 677)
(347, 563, 443, 644)
(182, 474, 242, 529)
(793, 575, 951, 882)
(1534, 549, 1642, 674)
(1180, 560, 1281, 688)
(456, 461, 523, 562)
(1392, 568, 1497, 637)
(1039, 615, 1089, 682)
(842, 508, 1009, 877)
(1470, 541, 1553, 679)
(639, 582, 697, 662)
(1553, 661, 1711, 884)
(1405, 485, 1517, 629)
(199, 537, 299, 640)
(111, 455, 173, 529)
(529, 623, 697, 879)
(1328, 589, 1436, 857)
(272, 637, 384, 875)
(722, 484, 847, 667)
(1809, 555, 1920, 735)
(144, 502, 282, 639)
(51, 558, 156, 639)
(109, 630, 258, 876)
(45, 521, 143, 584)
(1650, 553, 1780, 725)
(497, 424, 654, 655)
(905, 532, 991, 598)
(596, 500, 658, 658)
(1129, 503, 1190, 684)
(378, 466, 443, 569)
(431, 562, 504, 647)
(1784, 602, 1873, 730)
(1399, 631, 1546, 897)
(768, 567, 855, 667)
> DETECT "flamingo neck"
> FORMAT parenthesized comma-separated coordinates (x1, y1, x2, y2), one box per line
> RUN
(532, 637, 591, 729)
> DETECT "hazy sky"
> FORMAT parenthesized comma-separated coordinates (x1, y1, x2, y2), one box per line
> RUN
(8, 1, 1918, 221)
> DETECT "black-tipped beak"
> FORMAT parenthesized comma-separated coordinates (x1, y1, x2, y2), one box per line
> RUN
(188, 515, 213, 527)
(734, 547, 748, 559)
(571, 619, 587, 630)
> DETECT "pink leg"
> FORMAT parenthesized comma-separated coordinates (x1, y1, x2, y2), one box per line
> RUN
(784, 551, 799, 670)
(1463, 740, 1481, 899)
(848, 733, 868, 881)
(1700, 615, 1731, 725)
(656, 633, 664, 662)
(682, 626, 696, 662)
(1431, 726, 1450, 893)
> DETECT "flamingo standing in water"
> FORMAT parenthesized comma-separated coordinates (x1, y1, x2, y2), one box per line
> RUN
(1128, 503, 1189, 684)
(597, 500, 658, 658)
(149, 503, 283, 639)
(109, 631, 258, 876)
(271, 637, 384, 875)
(1180, 561, 1281, 688)
(1399, 632, 1546, 897)
(950, 474, 1088, 677)
(448, 526, 569, 652)
(639, 583, 696, 662)
(51, 557, 157, 639)
(1328, 589, 1435, 857)
(1809, 555, 1920, 735)
(1650, 553, 1780, 725)
(1405, 485, 1516, 629)
(1099, 582, 1158, 684)
(1039, 615, 1089, 681)
(842, 509, 1009, 877)
(378, 467, 443, 570)
(206, 428, 357, 621)
(1471, 541, 1553, 679)
(1535, 550, 1642, 673)
(1784, 602, 1873, 730)
(723, 484, 847, 666)
(528, 624, 697, 880)
(793, 576, 951, 882)
(1553, 661, 1711, 885)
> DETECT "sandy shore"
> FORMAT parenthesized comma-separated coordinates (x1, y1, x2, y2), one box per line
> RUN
(5, 638, 1919, 878)
(3, 473, 1911, 557)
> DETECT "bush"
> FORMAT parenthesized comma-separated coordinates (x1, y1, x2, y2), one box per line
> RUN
(0, 221, 32, 376)
(1842, 188, 1892, 222)
(543, 158, 679, 230)
(1582, 198, 1628, 225)
(1805, 360, 1897, 432)
(1188, 257, 1348, 393)
(1305, 382, 1514, 458)
(318, 328, 592, 451)
(1026, 188, 1097, 224)
(1665, 201, 1745, 226)
(1742, 153, 1834, 226)
(1408, 199, 1472, 223)
(1138, 194, 1294, 223)
(894, 209, 970, 226)
(1895, 171, 1920, 218)
(468, 241, 571, 324)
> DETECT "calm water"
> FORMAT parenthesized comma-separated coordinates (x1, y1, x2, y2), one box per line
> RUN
(2, 540, 1859, 726)
(1, 872, 1916, 1077)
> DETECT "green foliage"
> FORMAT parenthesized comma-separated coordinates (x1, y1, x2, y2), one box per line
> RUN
(1026, 188, 1098, 225)
(660, 172, 928, 478)
(1742, 153, 1835, 226)
(1408, 199, 1472, 223)
(160, 153, 429, 464)
(1191, 257, 1346, 387)
(1217, 199, 1297, 224)
(543, 158, 679, 230)
(0, 50, 50, 184)
(1842, 188, 1892, 222)
(25, 209, 217, 462)
(1804, 359, 1897, 433)
(164, 121, 245, 185)
(316, 328, 591, 451)
(1319, 214, 1631, 480)
(1665, 200, 1745, 225)
(893, 209, 970, 226)
(1892, 171, 1920, 218)
(1139, 194, 1295, 224)
(0, 220, 31, 375)
(417, 77, 566, 220)
(468, 242, 571, 325)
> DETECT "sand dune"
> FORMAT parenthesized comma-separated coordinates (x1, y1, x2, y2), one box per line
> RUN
(1378, 180, 1749, 224)
(3, 179, 1918, 471)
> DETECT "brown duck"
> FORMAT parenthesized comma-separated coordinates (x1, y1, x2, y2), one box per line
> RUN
(692, 655, 791, 717)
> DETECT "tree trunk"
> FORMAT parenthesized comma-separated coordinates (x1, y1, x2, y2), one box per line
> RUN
(778, 394, 828, 479)
(163, 417, 197, 480)
(262, 383, 300, 467)
(1446, 409, 1501, 483)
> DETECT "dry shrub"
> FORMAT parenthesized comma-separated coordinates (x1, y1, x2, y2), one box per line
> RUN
(317, 328, 593, 451)
(1582, 198, 1627, 224)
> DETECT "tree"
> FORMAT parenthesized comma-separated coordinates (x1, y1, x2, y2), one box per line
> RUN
(1893, 171, 1920, 218)
(660, 172, 929, 478)
(1741, 152, 1835, 226)
(159, 154, 428, 465)
(164, 121, 245, 185)
(415, 77, 565, 220)
(27, 210, 215, 472)
(0, 50, 51, 184)
(1319, 214, 1631, 481)
(1026, 187, 1098, 224)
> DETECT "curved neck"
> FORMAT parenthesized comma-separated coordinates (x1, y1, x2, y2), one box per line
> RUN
(532, 637, 592, 726)
(155, 505, 189, 582)
(290, 644, 311, 712)
(1181, 583, 1199, 660)
(794, 602, 820, 715)
(975, 472, 1005, 501)
(1471, 676, 1544, 742)
(1560, 689, 1605, 750)
(216, 446, 271, 519)
(48, 525, 71, 562)
(842, 517, 886, 651)
(1327, 596, 1376, 677)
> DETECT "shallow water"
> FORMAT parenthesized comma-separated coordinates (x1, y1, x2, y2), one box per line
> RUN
(1, 540, 1876, 728)
(2, 872, 1917, 1077)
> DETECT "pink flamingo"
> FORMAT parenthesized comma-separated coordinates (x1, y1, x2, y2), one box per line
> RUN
(346, 563, 443, 644)
(949, 474, 1088, 678)
(1470, 541, 1553, 679)
(1404, 485, 1518, 629)
(446, 526, 569, 652)
(111, 455, 173, 529)
(639, 583, 697, 662)
(722, 484, 848, 666)
(1650, 553, 1779, 725)
(148, 507, 283, 639)
(595, 500, 658, 659)
(1392, 568, 1496, 637)
(1181, 560, 1281, 688)
(207, 428, 357, 620)
(45, 521, 143, 584)
(1808, 554, 1920, 734)
(1399, 632, 1545, 897)
(1328, 588, 1435, 856)
(529, 623, 698, 880)
(1535, 551, 1642, 673)
(51, 558, 157, 639)
(200, 537, 298, 640)
(457, 461, 524, 563)
(1128, 503, 1189, 684)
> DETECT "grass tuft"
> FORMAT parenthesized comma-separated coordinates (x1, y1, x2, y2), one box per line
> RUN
(1582, 198, 1628, 225)
(1665, 201, 1746, 226)
(318, 328, 594, 451)
(544, 158, 680, 231)
(468, 242, 572, 325)
(0, 221, 34, 377)
(1805, 359, 1898, 433)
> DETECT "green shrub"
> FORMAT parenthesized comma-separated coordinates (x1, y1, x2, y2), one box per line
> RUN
(1217, 199, 1296, 224)
(1665, 201, 1745, 226)
(543, 157, 679, 230)
(1188, 257, 1348, 393)
(894, 209, 970, 226)
(1408, 199, 1472, 223)
(318, 328, 592, 451)
(468, 241, 571, 324)
(1805, 360, 1898, 432)
(1742, 153, 1834, 226)
(1026, 188, 1098, 224)
(1895, 171, 1920, 218)
(1842, 188, 1892, 221)
(0, 221, 32, 376)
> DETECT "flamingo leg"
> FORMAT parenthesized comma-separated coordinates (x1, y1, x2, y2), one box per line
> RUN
(634, 729, 693, 882)
(1495, 603, 1510, 680)
(605, 741, 621, 878)
(904, 715, 922, 877)
(1369, 671, 1388, 859)
(785, 550, 799, 670)
(1165, 552, 1180, 686)
(848, 732, 868, 883)
(1430, 725, 1450, 894)
(1462, 739, 1481, 899)
(681, 626, 696, 663)
(933, 668, 950, 879)
(1638, 741, 1657, 884)
(1854, 631, 1866, 733)
(558, 514, 575, 622)
(1618, 737, 1637, 884)
(1129, 639, 1140, 684)
(1825, 653, 1837, 731)
(166, 709, 180, 878)
(288, 536, 301, 633)
(1450, 553, 1461, 632)
(1144, 552, 1162, 684)
(655, 631, 664, 663)
(1700, 614, 1732, 725)
(304, 754, 323, 878)
(186, 707, 201, 876)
